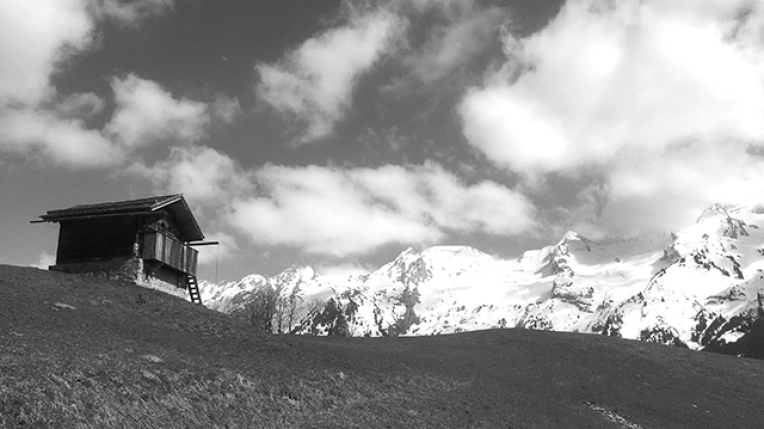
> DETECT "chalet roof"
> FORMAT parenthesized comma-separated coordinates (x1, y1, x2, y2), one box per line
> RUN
(38, 194, 204, 242)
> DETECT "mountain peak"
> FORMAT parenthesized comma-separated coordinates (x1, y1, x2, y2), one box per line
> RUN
(559, 230, 581, 243)
(420, 245, 489, 259)
(241, 273, 267, 285)
(274, 264, 317, 283)
(201, 202, 764, 357)
(401, 246, 418, 255)
(696, 203, 741, 224)
(555, 231, 599, 250)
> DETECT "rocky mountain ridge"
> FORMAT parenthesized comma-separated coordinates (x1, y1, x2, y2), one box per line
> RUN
(199, 204, 764, 356)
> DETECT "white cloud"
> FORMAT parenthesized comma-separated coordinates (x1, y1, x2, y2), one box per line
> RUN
(396, 1, 506, 86)
(256, 10, 401, 143)
(228, 163, 537, 257)
(0, 0, 94, 106)
(127, 145, 251, 205)
(31, 251, 56, 270)
(460, 0, 764, 234)
(599, 142, 764, 235)
(0, 0, 175, 106)
(130, 146, 536, 258)
(210, 94, 240, 125)
(196, 231, 239, 266)
(56, 92, 107, 118)
(0, 1, 197, 168)
(230, 165, 438, 256)
(1, 72, 213, 167)
(94, 0, 174, 25)
(315, 262, 370, 278)
(106, 74, 210, 148)
(0, 0, 115, 167)
(0, 108, 122, 167)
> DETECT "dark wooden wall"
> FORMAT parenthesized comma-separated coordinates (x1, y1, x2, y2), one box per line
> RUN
(55, 214, 194, 289)
(56, 217, 139, 264)
(142, 231, 198, 275)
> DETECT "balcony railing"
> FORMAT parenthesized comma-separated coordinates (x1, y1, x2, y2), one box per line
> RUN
(142, 231, 198, 275)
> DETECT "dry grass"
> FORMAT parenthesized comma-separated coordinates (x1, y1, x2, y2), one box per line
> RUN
(0, 265, 463, 428)
(2, 264, 764, 428)
(1, 356, 458, 428)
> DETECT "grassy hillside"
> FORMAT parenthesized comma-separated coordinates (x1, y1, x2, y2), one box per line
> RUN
(1, 264, 763, 428)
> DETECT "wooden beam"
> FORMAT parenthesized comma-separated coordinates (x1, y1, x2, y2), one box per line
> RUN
(37, 211, 159, 222)
(187, 241, 220, 246)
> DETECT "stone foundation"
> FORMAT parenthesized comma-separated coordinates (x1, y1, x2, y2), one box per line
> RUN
(50, 257, 189, 300)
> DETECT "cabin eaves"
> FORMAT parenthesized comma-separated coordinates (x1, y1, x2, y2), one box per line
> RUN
(40, 194, 204, 242)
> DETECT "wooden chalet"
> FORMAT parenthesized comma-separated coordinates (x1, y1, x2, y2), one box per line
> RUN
(36, 194, 206, 304)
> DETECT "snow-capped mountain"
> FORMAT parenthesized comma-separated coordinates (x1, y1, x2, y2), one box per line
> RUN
(199, 204, 764, 356)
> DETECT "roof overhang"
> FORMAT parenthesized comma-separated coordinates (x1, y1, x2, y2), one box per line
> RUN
(36, 194, 205, 242)
(159, 196, 204, 242)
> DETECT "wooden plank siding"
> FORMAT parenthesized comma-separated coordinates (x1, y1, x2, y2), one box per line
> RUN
(142, 231, 198, 275)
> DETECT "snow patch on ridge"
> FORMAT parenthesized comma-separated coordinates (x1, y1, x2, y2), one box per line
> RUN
(202, 204, 764, 355)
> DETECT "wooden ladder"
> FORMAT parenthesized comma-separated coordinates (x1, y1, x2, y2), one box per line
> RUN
(186, 274, 203, 305)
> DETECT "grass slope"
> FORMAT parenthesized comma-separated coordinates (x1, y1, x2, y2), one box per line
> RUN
(1, 264, 763, 429)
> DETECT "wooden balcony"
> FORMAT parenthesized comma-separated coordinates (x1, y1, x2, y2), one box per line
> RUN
(142, 231, 198, 275)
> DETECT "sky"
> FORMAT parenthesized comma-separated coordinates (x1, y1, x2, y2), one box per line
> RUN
(2, 0, 764, 283)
